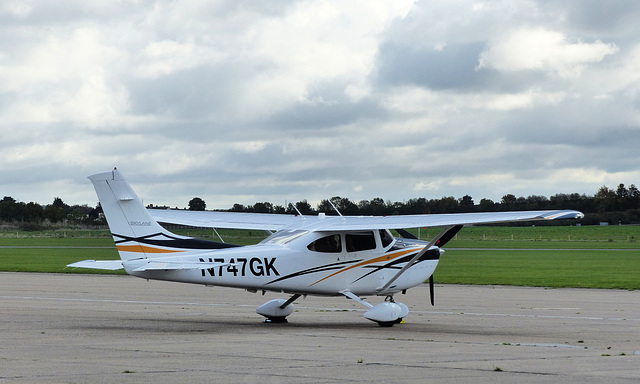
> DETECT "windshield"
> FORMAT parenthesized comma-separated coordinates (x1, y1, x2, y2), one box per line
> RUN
(260, 230, 309, 245)
(379, 229, 394, 248)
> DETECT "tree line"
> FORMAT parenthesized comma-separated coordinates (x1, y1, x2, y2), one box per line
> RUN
(0, 196, 102, 230)
(2, 183, 639, 229)
(201, 184, 640, 226)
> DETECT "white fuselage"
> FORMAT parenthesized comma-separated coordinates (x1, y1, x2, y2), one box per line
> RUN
(123, 234, 439, 297)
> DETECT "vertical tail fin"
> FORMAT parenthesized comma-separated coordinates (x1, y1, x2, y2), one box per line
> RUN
(89, 168, 235, 261)
(89, 168, 181, 260)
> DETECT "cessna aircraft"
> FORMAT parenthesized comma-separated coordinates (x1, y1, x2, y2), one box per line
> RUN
(69, 169, 583, 327)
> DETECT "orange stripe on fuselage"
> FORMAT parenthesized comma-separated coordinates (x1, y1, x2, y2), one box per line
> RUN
(116, 244, 185, 254)
(310, 247, 421, 286)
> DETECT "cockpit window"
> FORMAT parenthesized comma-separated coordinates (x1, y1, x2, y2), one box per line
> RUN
(345, 231, 376, 252)
(307, 234, 341, 253)
(379, 229, 394, 248)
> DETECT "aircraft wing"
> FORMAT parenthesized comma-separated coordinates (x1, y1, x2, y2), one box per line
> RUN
(149, 209, 301, 231)
(303, 210, 584, 231)
(149, 208, 583, 231)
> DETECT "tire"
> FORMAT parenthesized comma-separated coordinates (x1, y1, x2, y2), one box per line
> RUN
(377, 321, 396, 327)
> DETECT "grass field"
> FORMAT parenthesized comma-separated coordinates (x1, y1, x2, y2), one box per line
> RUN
(436, 249, 639, 289)
(0, 225, 638, 289)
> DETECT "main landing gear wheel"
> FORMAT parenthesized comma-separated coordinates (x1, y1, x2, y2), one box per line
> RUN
(256, 294, 301, 324)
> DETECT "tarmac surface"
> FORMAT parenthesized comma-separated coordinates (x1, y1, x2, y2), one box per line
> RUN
(1, 272, 639, 383)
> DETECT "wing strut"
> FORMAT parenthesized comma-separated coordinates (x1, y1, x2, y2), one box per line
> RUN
(377, 225, 462, 293)
(328, 200, 346, 223)
(213, 228, 225, 243)
(289, 203, 306, 221)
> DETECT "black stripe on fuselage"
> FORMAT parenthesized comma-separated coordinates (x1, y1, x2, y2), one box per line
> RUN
(351, 247, 440, 284)
(265, 259, 363, 285)
(113, 233, 239, 250)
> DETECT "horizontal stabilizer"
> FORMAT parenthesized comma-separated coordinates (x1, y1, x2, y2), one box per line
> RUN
(67, 260, 124, 270)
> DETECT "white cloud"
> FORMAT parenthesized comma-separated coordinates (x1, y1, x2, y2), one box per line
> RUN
(1, 27, 120, 90)
(472, 90, 566, 111)
(0, 26, 128, 127)
(413, 180, 442, 192)
(477, 27, 619, 77)
(546, 167, 640, 187)
(249, 0, 414, 106)
(0, 1, 638, 208)
(1, 0, 34, 18)
(136, 40, 216, 79)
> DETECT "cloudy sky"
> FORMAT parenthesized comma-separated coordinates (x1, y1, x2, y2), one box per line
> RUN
(1, 0, 639, 210)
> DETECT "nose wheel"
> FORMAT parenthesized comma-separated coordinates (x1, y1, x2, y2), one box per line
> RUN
(340, 290, 409, 327)
(385, 296, 409, 324)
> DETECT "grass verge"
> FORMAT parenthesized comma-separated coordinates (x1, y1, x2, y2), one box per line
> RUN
(0, 226, 638, 289)
(435, 249, 640, 289)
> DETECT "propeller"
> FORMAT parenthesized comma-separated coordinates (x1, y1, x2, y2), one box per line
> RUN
(426, 225, 463, 307)
(386, 225, 464, 304)
(395, 228, 418, 239)
(395, 224, 463, 246)
(429, 275, 435, 306)
(434, 224, 463, 247)
(399, 225, 462, 306)
(381, 225, 459, 293)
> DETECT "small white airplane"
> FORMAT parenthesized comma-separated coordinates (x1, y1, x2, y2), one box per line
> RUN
(69, 169, 583, 327)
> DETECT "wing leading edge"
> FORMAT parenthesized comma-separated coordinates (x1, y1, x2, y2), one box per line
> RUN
(150, 209, 301, 231)
(297, 209, 584, 231)
(150, 209, 583, 232)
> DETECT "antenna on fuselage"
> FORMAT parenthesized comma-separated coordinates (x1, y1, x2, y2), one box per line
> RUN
(328, 200, 346, 223)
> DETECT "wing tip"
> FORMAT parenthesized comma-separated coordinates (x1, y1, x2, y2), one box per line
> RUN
(543, 210, 584, 220)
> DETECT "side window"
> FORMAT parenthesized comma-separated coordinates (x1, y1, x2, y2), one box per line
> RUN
(345, 231, 376, 252)
(307, 234, 341, 253)
(379, 229, 394, 248)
